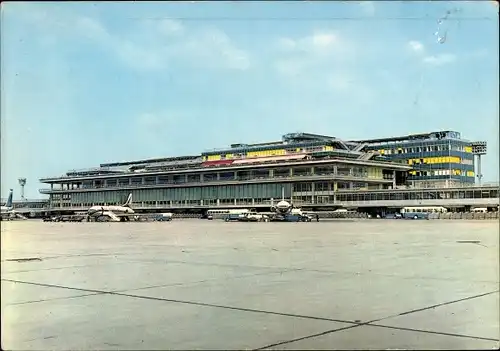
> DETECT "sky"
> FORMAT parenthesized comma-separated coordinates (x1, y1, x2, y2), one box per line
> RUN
(1, 1, 498, 199)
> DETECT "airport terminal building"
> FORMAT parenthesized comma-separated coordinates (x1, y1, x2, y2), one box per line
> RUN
(39, 131, 494, 212)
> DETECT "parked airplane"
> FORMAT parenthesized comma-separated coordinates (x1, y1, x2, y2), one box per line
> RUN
(87, 193, 173, 222)
(0, 189, 14, 213)
(87, 193, 135, 221)
(270, 187, 302, 215)
(1, 189, 27, 220)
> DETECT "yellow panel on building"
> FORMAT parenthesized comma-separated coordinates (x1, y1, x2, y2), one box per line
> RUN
(465, 146, 472, 153)
(378, 149, 385, 155)
(247, 149, 286, 158)
(225, 153, 233, 159)
(207, 154, 221, 161)
(467, 171, 475, 177)
(324, 146, 334, 151)
(417, 156, 462, 164)
(270, 149, 286, 156)
(202, 156, 207, 161)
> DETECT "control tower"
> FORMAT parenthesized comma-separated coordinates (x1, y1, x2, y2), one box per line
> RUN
(18, 178, 27, 201)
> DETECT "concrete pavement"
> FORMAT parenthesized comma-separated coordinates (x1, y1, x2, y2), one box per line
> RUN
(1, 220, 499, 349)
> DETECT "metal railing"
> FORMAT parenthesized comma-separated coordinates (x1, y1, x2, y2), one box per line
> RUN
(39, 174, 395, 193)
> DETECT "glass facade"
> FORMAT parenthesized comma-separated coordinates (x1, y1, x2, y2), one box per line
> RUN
(48, 181, 499, 209)
(364, 131, 475, 186)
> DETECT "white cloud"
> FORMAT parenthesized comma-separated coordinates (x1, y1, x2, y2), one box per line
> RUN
(274, 30, 352, 77)
(407, 40, 457, 66)
(359, 1, 376, 16)
(274, 59, 307, 77)
(186, 28, 251, 71)
(157, 19, 184, 36)
(277, 37, 297, 51)
(408, 40, 425, 53)
(423, 53, 457, 66)
(16, 5, 250, 72)
(279, 31, 344, 55)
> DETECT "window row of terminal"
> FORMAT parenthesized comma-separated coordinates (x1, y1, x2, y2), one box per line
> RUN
(39, 130, 496, 211)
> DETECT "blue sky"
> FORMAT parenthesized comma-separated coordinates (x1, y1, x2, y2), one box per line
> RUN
(1, 1, 498, 199)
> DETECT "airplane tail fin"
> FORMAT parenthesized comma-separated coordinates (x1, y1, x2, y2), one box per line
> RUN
(5, 189, 13, 208)
(123, 193, 133, 207)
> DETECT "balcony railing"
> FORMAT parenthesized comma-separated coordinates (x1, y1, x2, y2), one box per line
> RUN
(39, 173, 394, 194)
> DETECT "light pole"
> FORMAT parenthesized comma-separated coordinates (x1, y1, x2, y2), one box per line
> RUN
(471, 141, 487, 186)
(18, 178, 27, 202)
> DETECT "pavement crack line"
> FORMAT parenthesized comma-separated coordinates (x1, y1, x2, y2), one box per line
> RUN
(255, 289, 500, 350)
(394, 289, 500, 317)
(3, 279, 498, 347)
(4, 269, 294, 306)
(1, 278, 365, 325)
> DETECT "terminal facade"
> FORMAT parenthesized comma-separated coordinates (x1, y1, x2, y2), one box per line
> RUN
(39, 131, 490, 211)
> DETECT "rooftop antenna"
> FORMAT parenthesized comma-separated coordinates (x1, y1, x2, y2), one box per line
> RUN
(18, 178, 26, 202)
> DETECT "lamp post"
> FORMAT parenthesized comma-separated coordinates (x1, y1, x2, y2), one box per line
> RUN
(18, 178, 27, 202)
(471, 141, 487, 186)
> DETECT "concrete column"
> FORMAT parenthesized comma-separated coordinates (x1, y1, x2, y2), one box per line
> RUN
(169, 200, 172, 207)
(289, 168, 293, 177)
(349, 182, 354, 189)
(333, 165, 338, 175)
(217, 173, 221, 180)
(129, 178, 132, 185)
(234, 172, 237, 180)
(311, 167, 315, 175)
(252, 198, 255, 206)
(392, 171, 396, 189)
(311, 182, 315, 204)
(156, 176, 160, 184)
(200, 199, 204, 206)
(234, 199, 237, 206)
(200, 174, 204, 182)
(185, 174, 188, 183)
(92, 181, 96, 188)
(216, 199, 220, 206)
